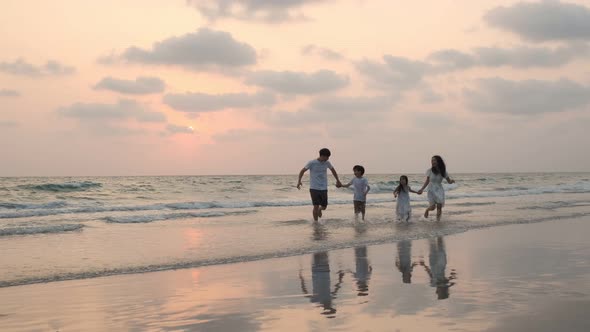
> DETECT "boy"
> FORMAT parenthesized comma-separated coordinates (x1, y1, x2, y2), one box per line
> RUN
(297, 148, 342, 222)
(341, 165, 370, 220)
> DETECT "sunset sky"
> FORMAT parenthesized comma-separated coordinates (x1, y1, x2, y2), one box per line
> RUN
(1, 0, 589, 176)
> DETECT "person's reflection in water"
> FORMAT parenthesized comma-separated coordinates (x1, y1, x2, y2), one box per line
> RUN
(311, 222, 328, 241)
(353, 220, 367, 237)
(420, 236, 457, 299)
(299, 251, 344, 318)
(396, 240, 418, 284)
(353, 246, 372, 296)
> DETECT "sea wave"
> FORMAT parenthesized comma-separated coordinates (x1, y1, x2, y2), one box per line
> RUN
(0, 224, 84, 237)
(103, 210, 257, 223)
(517, 200, 590, 211)
(369, 182, 459, 194)
(22, 181, 102, 192)
(454, 202, 496, 207)
(448, 180, 590, 199)
(0, 199, 363, 219)
(0, 201, 67, 209)
(1, 180, 588, 220)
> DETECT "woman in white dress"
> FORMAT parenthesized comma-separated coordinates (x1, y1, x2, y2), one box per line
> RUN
(393, 175, 419, 222)
(417, 156, 455, 221)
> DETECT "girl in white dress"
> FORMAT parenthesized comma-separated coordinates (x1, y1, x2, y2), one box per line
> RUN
(417, 155, 455, 221)
(393, 175, 419, 222)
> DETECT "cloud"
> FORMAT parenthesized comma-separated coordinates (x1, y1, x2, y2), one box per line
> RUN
(165, 124, 195, 134)
(163, 91, 276, 112)
(58, 99, 167, 123)
(0, 89, 20, 97)
(112, 28, 257, 70)
(413, 111, 455, 128)
(429, 44, 589, 70)
(0, 121, 19, 128)
(94, 76, 166, 95)
(261, 95, 395, 127)
(464, 77, 590, 115)
(246, 70, 348, 95)
(0, 58, 75, 77)
(310, 95, 395, 112)
(473, 44, 588, 67)
(187, 0, 328, 23)
(484, 1, 590, 41)
(301, 44, 344, 60)
(356, 55, 432, 90)
(427, 49, 476, 71)
(420, 87, 444, 104)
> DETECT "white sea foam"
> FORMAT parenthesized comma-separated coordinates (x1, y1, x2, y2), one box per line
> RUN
(103, 210, 256, 223)
(0, 224, 84, 237)
(0, 201, 67, 210)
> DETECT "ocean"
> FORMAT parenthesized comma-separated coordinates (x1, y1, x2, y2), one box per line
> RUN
(1, 172, 590, 288)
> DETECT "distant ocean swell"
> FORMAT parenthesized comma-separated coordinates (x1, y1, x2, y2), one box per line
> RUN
(1, 179, 589, 220)
(6, 178, 590, 195)
(19, 181, 102, 192)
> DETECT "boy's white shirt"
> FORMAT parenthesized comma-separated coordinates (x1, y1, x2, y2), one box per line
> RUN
(348, 177, 369, 201)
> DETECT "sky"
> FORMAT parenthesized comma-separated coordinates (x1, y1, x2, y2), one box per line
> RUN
(1, 0, 590, 176)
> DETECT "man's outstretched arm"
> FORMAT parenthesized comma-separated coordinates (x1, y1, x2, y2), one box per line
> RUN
(297, 168, 307, 189)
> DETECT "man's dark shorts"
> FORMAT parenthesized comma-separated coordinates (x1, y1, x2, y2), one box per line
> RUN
(309, 189, 328, 207)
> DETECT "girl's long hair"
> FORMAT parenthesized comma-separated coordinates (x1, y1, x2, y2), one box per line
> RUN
(394, 175, 409, 194)
(431, 155, 447, 177)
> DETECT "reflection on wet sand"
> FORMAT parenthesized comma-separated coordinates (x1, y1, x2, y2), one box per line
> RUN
(353, 246, 372, 296)
(420, 236, 457, 300)
(311, 222, 328, 241)
(300, 236, 459, 320)
(396, 240, 418, 284)
(299, 251, 344, 318)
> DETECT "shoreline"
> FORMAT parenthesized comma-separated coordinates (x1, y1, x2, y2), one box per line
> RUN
(1, 216, 589, 331)
(2, 211, 589, 289)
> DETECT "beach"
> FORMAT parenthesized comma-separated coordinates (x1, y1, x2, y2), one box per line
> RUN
(1, 216, 589, 331)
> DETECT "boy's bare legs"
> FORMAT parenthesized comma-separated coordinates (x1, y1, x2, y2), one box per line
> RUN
(361, 207, 366, 221)
(436, 204, 443, 221)
(424, 204, 436, 218)
(320, 205, 326, 218)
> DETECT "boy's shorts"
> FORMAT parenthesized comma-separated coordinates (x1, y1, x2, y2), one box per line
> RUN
(354, 200, 366, 213)
(310, 189, 328, 207)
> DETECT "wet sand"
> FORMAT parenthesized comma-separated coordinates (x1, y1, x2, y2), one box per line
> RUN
(1, 217, 589, 332)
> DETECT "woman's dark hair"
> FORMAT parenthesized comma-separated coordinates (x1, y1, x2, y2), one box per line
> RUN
(352, 165, 365, 175)
(394, 175, 409, 194)
(431, 155, 447, 177)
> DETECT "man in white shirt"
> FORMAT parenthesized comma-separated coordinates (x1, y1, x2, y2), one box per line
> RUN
(297, 148, 342, 222)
